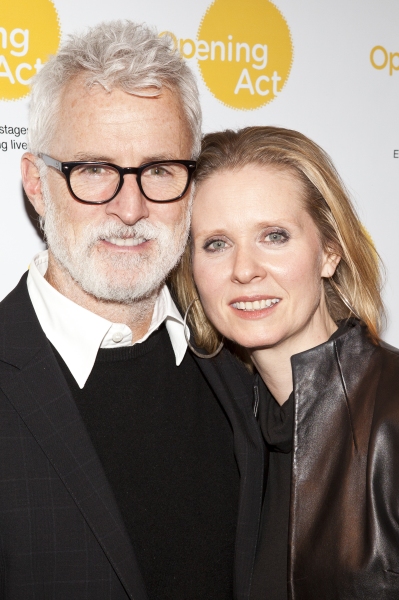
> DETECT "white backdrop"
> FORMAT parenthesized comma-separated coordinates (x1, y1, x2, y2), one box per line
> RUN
(1, 0, 398, 342)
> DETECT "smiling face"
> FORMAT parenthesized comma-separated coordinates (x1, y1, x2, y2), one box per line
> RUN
(24, 74, 193, 303)
(192, 164, 340, 354)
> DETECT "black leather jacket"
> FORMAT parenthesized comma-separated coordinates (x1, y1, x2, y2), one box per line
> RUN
(286, 319, 399, 598)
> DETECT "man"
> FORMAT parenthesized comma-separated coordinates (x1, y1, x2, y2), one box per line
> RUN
(0, 21, 263, 600)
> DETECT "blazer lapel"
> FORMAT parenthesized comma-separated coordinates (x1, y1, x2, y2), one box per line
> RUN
(193, 348, 265, 600)
(0, 275, 147, 600)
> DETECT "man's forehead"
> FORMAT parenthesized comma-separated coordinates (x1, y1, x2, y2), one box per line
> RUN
(60, 75, 179, 117)
(58, 83, 183, 130)
(51, 77, 193, 159)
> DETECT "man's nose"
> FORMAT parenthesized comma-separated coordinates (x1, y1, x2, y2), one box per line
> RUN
(231, 245, 267, 284)
(105, 174, 150, 224)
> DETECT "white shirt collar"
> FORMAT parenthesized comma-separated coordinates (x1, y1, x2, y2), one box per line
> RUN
(27, 250, 188, 389)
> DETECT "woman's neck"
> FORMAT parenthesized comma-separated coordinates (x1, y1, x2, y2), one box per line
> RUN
(251, 311, 337, 406)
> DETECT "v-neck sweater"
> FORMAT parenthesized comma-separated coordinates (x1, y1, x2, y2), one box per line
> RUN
(53, 324, 239, 600)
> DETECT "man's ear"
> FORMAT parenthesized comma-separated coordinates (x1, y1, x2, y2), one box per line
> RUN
(21, 153, 46, 217)
(321, 249, 341, 278)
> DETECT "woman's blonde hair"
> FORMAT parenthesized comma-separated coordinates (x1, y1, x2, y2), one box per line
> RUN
(170, 126, 385, 352)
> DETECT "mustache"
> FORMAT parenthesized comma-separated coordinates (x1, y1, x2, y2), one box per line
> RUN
(83, 219, 163, 248)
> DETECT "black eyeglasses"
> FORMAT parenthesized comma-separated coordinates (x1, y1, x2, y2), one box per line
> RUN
(39, 154, 197, 204)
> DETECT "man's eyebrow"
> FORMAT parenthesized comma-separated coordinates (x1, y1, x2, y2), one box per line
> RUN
(73, 153, 112, 162)
(71, 153, 185, 164)
(140, 154, 180, 162)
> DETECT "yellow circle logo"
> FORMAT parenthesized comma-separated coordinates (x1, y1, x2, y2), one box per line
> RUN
(0, 0, 61, 102)
(197, 0, 293, 110)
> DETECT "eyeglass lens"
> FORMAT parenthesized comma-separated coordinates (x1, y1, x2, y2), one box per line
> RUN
(69, 162, 190, 202)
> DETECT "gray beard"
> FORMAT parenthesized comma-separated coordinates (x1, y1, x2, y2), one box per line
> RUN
(41, 185, 189, 304)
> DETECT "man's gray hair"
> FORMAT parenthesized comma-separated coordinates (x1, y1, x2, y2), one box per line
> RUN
(28, 20, 202, 157)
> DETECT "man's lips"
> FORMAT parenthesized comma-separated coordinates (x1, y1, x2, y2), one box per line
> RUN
(102, 236, 148, 247)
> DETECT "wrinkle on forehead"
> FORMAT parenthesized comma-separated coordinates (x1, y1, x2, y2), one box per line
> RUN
(50, 74, 192, 159)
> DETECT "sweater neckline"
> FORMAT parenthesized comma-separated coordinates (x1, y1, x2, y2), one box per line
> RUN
(95, 324, 165, 362)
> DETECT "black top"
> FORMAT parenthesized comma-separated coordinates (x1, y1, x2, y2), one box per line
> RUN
(250, 322, 350, 600)
(53, 324, 239, 600)
(250, 379, 294, 600)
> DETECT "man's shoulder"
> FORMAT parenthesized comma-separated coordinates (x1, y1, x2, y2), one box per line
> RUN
(0, 272, 47, 368)
(0, 272, 31, 321)
(217, 348, 254, 393)
(195, 346, 254, 407)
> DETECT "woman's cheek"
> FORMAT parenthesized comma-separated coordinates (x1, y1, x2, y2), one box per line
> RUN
(194, 261, 224, 318)
(192, 257, 205, 290)
(194, 255, 220, 288)
(270, 248, 316, 286)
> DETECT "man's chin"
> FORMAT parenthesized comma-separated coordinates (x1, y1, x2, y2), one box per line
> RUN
(47, 227, 184, 304)
(77, 272, 162, 304)
(92, 244, 154, 266)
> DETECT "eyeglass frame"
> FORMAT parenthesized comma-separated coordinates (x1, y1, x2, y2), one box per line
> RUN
(38, 153, 197, 204)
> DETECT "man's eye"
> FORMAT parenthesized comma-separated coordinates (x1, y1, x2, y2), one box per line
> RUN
(78, 166, 108, 176)
(148, 166, 168, 177)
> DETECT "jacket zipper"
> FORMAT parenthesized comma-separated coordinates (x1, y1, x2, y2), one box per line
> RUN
(253, 384, 260, 417)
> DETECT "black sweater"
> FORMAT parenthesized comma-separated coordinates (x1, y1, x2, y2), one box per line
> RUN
(53, 324, 239, 600)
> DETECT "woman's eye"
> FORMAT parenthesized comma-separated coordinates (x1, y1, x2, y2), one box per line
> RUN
(204, 239, 227, 252)
(264, 230, 288, 244)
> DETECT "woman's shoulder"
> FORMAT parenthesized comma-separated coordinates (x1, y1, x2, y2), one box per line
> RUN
(371, 340, 399, 422)
(379, 339, 399, 358)
(376, 339, 399, 375)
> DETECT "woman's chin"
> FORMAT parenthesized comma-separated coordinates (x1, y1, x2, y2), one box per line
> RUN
(229, 330, 282, 351)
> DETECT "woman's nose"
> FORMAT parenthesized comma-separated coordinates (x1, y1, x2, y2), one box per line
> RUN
(231, 246, 267, 284)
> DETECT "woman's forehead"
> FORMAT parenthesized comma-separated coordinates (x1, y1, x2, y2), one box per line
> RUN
(193, 164, 303, 218)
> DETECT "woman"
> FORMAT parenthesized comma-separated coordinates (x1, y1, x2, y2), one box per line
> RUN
(172, 127, 399, 599)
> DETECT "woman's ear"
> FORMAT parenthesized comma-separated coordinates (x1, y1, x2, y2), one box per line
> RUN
(21, 153, 46, 217)
(321, 248, 341, 278)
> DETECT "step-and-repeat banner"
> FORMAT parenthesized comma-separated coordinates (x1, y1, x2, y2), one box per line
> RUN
(1, 0, 398, 342)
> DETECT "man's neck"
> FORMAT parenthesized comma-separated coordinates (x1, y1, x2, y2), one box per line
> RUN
(45, 254, 157, 342)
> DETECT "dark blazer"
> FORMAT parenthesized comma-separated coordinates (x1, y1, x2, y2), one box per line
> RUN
(0, 274, 264, 600)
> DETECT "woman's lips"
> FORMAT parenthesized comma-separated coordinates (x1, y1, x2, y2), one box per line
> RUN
(231, 298, 280, 311)
(229, 296, 281, 319)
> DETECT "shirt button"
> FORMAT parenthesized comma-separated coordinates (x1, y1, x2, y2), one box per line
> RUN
(112, 332, 124, 343)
